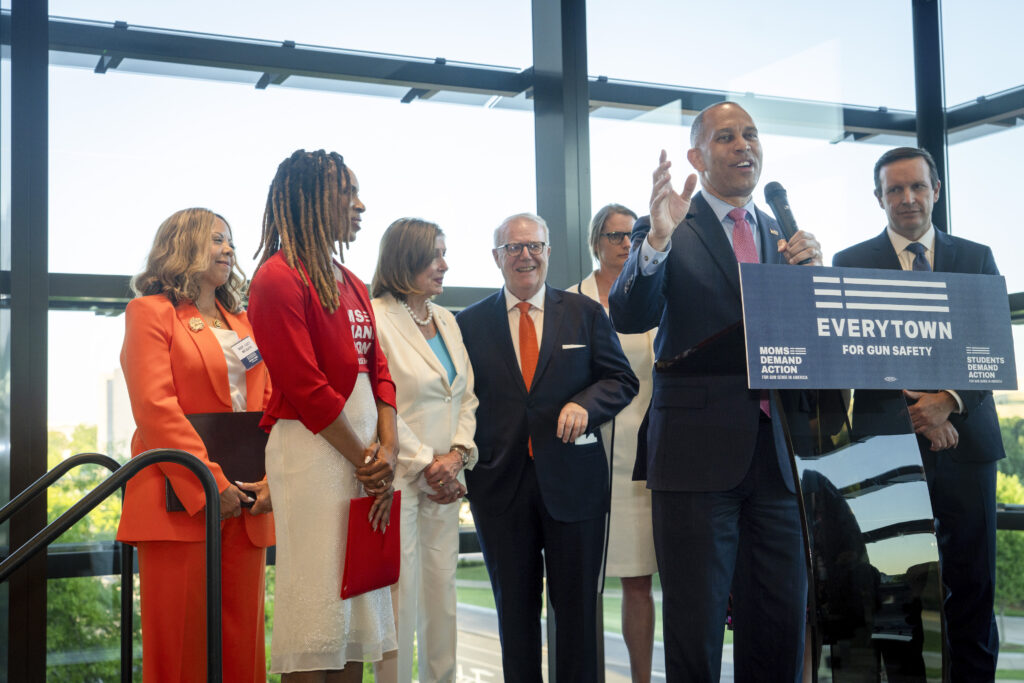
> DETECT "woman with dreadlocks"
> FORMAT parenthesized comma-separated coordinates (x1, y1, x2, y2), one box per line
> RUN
(248, 149, 398, 682)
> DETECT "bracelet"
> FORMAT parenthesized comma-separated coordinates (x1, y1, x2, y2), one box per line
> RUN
(450, 444, 470, 468)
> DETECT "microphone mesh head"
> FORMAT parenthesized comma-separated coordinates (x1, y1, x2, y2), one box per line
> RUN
(764, 181, 786, 202)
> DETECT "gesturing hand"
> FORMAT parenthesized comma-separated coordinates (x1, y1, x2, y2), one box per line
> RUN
(649, 149, 698, 251)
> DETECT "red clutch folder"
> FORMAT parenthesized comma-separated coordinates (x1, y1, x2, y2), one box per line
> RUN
(341, 491, 401, 599)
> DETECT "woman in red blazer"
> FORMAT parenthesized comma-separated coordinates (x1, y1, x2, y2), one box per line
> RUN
(117, 207, 273, 682)
(248, 149, 399, 682)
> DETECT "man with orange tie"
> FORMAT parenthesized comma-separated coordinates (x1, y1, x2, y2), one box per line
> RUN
(457, 212, 638, 682)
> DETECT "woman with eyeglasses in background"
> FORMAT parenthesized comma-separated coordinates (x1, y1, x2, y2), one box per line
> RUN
(572, 203, 659, 683)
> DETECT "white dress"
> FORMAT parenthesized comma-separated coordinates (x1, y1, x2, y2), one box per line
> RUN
(265, 374, 397, 673)
(575, 273, 659, 577)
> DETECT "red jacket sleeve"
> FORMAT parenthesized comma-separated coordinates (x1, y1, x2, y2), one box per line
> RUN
(249, 258, 348, 434)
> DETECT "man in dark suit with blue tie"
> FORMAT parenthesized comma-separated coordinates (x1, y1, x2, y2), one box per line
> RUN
(608, 101, 823, 682)
(457, 212, 638, 682)
(833, 146, 1005, 680)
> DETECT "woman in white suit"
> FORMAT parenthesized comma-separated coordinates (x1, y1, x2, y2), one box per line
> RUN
(574, 203, 658, 683)
(370, 218, 478, 683)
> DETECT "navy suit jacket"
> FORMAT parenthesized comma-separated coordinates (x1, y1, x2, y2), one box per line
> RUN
(833, 228, 1005, 463)
(456, 286, 638, 523)
(608, 192, 803, 493)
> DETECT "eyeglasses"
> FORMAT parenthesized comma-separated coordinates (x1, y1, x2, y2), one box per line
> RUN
(497, 241, 547, 256)
(600, 231, 630, 245)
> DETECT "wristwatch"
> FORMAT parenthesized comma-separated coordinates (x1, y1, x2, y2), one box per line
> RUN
(450, 444, 470, 468)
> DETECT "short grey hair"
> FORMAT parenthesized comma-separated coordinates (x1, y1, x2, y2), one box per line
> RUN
(493, 212, 550, 247)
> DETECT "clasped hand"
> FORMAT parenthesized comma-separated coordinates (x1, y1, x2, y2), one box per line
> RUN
(356, 442, 397, 532)
(904, 389, 959, 451)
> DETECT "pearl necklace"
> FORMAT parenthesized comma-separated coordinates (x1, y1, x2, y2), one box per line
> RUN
(402, 299, 433, 326)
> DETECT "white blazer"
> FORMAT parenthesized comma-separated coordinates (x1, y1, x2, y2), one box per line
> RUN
(372, 293, 479, 486)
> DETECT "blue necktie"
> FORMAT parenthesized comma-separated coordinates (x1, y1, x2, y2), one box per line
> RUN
(906, 242, 931, 271)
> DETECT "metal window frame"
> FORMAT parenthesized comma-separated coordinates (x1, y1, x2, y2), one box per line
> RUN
(4, 0, 1024, 679)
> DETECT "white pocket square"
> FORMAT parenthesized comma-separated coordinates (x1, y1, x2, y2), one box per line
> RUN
(561, 343, 585, 350)
(574, 433, 598, 445)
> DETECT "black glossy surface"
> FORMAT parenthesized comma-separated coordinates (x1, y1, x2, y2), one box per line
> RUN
(781, 389, 943, 682)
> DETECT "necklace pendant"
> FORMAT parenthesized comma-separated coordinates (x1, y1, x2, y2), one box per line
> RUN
(188, 317, 205, 332)
(212, 319, 223, 329)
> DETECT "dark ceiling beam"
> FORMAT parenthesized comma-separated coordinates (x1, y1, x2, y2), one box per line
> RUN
(946, 86, 1024, 133)
(31, 15, 530, 96)
(1, 13, 1022, 144)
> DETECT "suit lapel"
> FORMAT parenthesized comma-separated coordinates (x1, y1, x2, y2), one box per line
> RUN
(687, 193, 742, 299)
(869, 229, 904, 270)
(932, 229, 957, 272)
(176, 302, 232, 409)
(531, 288, 563, 389)
(385, 296, 450, 390)
(755, 206, 785, 265)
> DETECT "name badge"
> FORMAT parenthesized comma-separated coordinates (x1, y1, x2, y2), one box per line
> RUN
(231, 336, 263, 370)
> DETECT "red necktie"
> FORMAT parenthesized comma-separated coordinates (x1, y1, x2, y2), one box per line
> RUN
(728, 208, 771, 416)
(516, 302, 538, 457)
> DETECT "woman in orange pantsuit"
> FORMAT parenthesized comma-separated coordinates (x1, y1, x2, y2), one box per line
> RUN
(116, 207, 274, 682)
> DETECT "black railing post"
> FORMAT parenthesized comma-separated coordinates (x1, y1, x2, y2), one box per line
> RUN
(0, 449, 222, 682)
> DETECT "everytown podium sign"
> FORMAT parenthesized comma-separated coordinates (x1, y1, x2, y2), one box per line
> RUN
(739, 263, 1017, 391)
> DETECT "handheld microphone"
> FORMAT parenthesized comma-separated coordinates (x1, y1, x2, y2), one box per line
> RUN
(764, 181, 810, 264)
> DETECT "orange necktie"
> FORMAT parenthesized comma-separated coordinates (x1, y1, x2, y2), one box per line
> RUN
(516, 301, 538, 458)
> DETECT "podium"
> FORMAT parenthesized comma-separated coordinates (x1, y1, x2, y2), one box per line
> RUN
(735, 262, 1017, 682)
(657, 322, 942, 681)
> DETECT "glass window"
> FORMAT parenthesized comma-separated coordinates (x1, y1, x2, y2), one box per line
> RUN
(46, 309, 134, 676)
(590, 105, 889, 270)
(943, 0, 1024, 105)
(587, 0, 915, 110)
(49, 64, 533, 290)
(48, 0, 532, 68)
(947, 129, 1024, 295)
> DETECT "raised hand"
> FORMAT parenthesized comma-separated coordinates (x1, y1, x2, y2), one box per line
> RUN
(649, 149, 698, 251)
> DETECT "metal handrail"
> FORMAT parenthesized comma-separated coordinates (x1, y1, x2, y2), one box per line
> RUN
(0, 452, 120, 525)
(0, 448, 223, 683)
(0, 452, 132, 681)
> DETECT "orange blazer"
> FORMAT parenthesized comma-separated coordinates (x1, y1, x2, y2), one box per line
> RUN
(116, 294, 274, 547)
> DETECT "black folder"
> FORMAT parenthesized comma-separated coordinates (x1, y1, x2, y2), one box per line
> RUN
(165, 411, 270, 512)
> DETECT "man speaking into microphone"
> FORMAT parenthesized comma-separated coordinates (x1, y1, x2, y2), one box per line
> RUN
(609, 101, 823, 682)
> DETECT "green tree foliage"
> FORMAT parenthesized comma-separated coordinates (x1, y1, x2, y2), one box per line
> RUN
(995, 471, 1024, 643)
(1000, 417, 1024, 481)
(46, 425, 140, 680)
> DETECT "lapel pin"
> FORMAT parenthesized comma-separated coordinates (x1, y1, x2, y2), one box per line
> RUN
(189, 317, 205, 332)
(769, 228, 780, 236)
